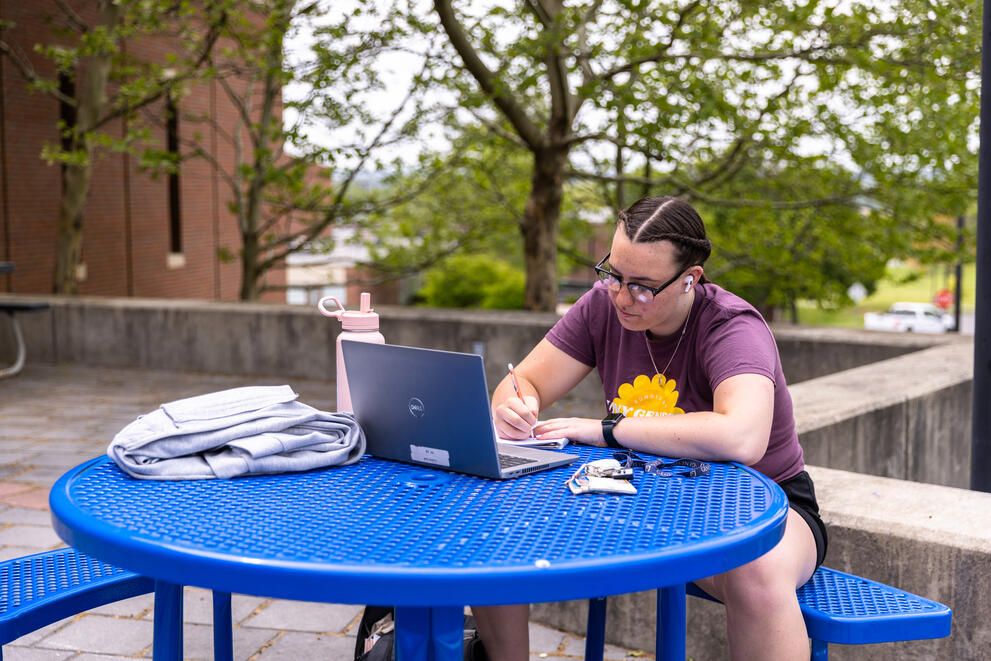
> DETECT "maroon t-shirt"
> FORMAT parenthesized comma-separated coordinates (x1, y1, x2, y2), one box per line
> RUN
(546, 281, 804, 483)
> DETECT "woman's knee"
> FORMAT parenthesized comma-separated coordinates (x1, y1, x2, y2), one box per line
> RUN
(698, 510, 818, 618)
(714, 554, 801, 612)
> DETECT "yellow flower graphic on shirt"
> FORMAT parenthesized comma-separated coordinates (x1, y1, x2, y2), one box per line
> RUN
(611, 374, 685, 417)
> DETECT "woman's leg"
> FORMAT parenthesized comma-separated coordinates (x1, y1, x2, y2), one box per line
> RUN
(694, 508, 818, 661)
(470, 604, 530, 661)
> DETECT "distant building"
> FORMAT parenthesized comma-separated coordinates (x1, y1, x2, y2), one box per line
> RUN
(286, 225, 414, 308)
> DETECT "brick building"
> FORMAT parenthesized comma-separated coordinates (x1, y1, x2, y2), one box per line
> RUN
(0, 1, 288, 302)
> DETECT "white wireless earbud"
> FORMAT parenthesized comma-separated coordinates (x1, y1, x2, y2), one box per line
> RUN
(684, 275, 694, 292)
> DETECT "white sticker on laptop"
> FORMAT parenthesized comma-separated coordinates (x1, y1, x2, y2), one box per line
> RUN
(410, 445, 450, 467)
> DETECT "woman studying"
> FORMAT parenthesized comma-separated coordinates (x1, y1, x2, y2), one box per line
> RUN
(472, 195, 827, 661)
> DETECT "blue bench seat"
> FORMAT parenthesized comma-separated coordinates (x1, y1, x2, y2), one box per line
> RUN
(0, 548, 154, 659)
(585, 566, 951, 661)
(0, 547, 237, 660)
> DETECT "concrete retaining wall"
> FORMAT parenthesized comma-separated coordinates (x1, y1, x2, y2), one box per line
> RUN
(0, 295, 954, 385)
(767, 323, 960, 383)
(792, 341, 974, 489)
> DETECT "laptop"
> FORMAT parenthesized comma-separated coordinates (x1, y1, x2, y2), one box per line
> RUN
(341, 341, 579, 479)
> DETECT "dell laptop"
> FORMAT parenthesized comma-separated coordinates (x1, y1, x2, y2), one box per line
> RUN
(341, 341, 578, 479)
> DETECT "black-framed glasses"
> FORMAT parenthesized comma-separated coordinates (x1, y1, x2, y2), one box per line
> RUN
(594, 253, 684, 303)
(613, 450, 711, 478)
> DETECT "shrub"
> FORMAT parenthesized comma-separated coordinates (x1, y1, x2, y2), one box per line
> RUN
(418, 255, 525, 309)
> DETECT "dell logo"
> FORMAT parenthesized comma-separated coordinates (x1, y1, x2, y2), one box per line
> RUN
(408, 397, 425, 418)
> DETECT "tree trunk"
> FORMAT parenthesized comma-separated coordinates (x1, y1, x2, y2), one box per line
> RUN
(54, 161, 91, 294)
(239, 231, 262, 300)
(521, 147, 568, 311)
(239, 178, 266, 301)
(754, 297, 777, 323)
(52, 0, 119, 294)
(237, 0, 288, 301)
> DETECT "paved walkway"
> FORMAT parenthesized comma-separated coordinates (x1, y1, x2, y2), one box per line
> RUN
(0, 364, 650, 660)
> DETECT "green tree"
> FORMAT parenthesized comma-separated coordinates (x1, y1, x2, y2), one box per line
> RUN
(358, 126, 596, 302)
(424, 0, 978, 311)
(180, 0, 445, 300)
(698, 162, 892, 319)
(0, 0, 227, 294)
(361, 131, 533, 279)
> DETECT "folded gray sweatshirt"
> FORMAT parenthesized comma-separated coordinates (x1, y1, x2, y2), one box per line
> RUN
(108, 385, 365, 480)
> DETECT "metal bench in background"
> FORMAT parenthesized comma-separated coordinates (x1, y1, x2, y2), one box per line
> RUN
(0, 262, 50, 379)
(584, 566, 952, 661)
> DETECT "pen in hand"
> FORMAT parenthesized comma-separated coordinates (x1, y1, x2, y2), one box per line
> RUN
(507, 363, 536, 439)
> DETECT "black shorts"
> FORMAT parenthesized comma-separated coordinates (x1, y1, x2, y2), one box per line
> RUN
(778, 470, 828, 568)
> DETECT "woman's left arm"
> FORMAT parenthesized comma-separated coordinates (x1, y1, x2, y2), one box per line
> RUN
(533, 372, 774, 465)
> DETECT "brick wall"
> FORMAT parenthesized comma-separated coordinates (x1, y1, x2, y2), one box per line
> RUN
(0, 1, 286, 301)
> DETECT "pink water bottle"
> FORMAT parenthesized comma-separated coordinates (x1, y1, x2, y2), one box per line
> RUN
(317, 292, 385, 412)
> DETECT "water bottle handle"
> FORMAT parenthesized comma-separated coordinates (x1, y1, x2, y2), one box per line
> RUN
(317, 296, 346, 319)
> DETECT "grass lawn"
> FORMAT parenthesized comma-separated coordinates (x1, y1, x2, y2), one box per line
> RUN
(796, 262, 975, 328)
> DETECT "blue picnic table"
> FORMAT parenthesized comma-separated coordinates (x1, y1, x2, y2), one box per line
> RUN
(50, 446, 788, 660)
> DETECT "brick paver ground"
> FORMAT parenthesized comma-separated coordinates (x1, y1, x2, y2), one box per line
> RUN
(0, 364, 649, 660)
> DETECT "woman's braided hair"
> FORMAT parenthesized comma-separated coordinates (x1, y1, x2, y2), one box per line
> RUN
(617, 196, 712, 281)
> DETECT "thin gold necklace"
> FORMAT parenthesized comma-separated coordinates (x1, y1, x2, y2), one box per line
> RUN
(645, 300, 693, 378)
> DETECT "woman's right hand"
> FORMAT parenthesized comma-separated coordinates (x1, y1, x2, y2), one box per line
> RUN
(493, 395, 539, 439)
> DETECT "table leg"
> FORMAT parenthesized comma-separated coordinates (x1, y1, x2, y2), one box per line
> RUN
(213, 591, 233, 661)
(394, 606, 464, 661)
(153, 581, 183, 661)
(395, 607, 432, 660)
(430, 606, 465, 661)
(584, 596, 608, 661)
(656, 584, 686, 661)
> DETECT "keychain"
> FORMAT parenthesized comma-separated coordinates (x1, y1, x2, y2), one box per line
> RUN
(566, 460, 637, 495)
(583, 458, 635, 480)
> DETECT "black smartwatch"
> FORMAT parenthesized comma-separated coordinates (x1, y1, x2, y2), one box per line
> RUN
(601, 412, 625, 448)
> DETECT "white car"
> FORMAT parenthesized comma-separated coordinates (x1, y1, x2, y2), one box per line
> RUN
(863, 302, 954, 334)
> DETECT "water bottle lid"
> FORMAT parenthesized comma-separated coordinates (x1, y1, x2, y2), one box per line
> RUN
(341, 292, 380, 331)
(341, 309, 379, 330)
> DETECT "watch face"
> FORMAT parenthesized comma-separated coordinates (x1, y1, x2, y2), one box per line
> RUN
(604, 413, 624, 423)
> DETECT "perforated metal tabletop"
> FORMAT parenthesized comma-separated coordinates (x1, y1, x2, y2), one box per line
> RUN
(50, 447, 787, 660)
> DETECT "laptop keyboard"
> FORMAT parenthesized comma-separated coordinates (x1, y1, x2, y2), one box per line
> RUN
(498, 453, 538, 468)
